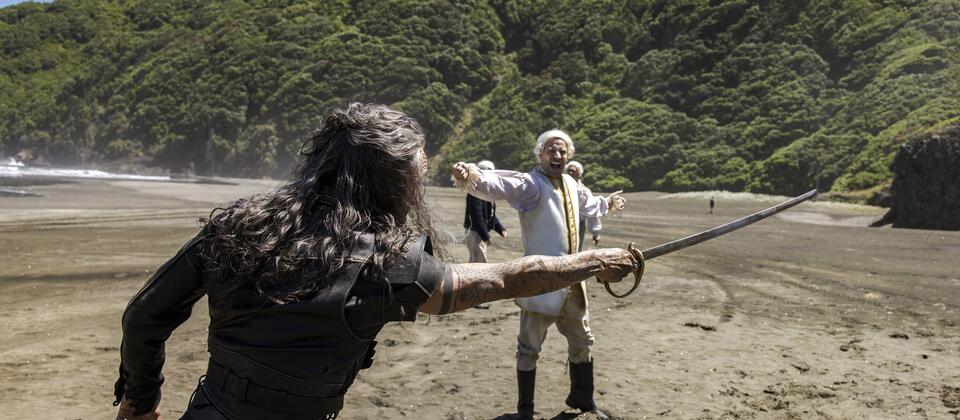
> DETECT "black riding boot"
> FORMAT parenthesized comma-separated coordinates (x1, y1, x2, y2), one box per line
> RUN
(516, 368, 536, 420)
(565, 360, 609, 419)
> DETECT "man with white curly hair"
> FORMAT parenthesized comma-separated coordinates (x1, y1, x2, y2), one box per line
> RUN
(452, 129, 625, 419)
(565, 161, 602, 249)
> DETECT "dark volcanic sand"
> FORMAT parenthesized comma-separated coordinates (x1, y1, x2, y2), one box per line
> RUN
(0, 180, 957, 419)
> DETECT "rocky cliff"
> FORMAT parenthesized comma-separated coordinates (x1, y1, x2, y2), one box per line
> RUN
(873, 124, 960, 230)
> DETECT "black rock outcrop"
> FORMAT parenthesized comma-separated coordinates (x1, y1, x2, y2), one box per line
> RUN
(873, 124, 960, 230)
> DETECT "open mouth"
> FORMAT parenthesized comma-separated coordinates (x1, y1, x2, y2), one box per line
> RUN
(550, 162, 563, 170)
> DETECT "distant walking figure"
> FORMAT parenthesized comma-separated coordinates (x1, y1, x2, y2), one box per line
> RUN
(709, 196, 715, 214)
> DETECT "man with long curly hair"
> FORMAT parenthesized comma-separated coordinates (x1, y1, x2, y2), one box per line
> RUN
(113, 103, 638, 420)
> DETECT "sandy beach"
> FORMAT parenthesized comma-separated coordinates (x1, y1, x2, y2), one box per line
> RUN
(0, 178, 957, 419)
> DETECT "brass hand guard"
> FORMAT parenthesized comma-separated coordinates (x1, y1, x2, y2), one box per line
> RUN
(602, 242, 644, 298)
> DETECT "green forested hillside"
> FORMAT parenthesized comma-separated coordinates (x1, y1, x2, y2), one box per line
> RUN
(2, 0, 958, 196)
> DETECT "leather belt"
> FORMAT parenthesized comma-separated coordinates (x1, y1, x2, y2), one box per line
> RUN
(206, 359, 344, 417)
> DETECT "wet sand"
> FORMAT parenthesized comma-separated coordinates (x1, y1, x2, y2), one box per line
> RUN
(0, 179, 958, 419)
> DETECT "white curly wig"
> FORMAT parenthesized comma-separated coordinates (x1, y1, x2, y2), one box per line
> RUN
(565, 160, 584, 175)
(533, 129, 575, 158)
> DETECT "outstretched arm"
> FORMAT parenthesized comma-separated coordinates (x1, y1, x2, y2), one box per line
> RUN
(579, 187, 625, 219)
(419, 248, 636, 315)
(452, 162, 540, 212)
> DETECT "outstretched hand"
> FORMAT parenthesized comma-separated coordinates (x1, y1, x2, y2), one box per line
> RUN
(606, 190, 626, 214)
(451, 161, 470, 183)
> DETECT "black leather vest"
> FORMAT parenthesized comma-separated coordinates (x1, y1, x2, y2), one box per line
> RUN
(200, 234, 442, 419)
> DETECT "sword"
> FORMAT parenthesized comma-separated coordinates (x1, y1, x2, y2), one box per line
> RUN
(604, 189, 818, 298)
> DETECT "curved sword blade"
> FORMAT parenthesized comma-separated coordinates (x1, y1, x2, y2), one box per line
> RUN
(641, 189, 818, 261)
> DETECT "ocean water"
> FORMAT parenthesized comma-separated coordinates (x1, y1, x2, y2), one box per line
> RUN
(0, 157, 170, 183)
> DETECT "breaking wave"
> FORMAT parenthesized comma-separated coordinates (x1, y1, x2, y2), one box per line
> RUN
(0, 157, 170, 182)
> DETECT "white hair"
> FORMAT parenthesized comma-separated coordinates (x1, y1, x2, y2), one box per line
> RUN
(565, 160, 583, 175)
(533, 129, 575, 158)
(476, 160, 495, 170)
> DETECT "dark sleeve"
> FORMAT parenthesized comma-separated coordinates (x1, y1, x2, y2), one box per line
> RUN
(383, 234, 445, 322)
(466, 194, 491, 241)
(114, 232, 208, 415)
(492, 209, 505, 234)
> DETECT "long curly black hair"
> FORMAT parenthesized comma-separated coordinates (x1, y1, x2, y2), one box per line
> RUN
(202, 103, 443, 307)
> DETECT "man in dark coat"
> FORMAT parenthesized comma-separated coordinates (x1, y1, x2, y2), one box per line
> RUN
(463, 160, 506, 263)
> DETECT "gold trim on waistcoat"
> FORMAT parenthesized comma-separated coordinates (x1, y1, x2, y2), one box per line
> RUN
(548, 175, 579, 255)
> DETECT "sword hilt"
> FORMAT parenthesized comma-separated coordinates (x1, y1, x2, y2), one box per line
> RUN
(603, 242, 644, 298)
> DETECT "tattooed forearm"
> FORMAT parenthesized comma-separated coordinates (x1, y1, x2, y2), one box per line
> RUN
(436, 263, 503, 314)
(458, 250, 627, 310)
(501, 252, 605, 297)
(420, 248, 634, 315)
(438, 265, 456, 314)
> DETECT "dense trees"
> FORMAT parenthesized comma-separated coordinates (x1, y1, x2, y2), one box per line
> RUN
(1, 0, 956, 197)
(1, 0, 503, 176)
(451, 0, 959, 195)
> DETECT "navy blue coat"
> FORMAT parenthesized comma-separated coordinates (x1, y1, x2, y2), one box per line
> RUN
(463, 194, 505, 242)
